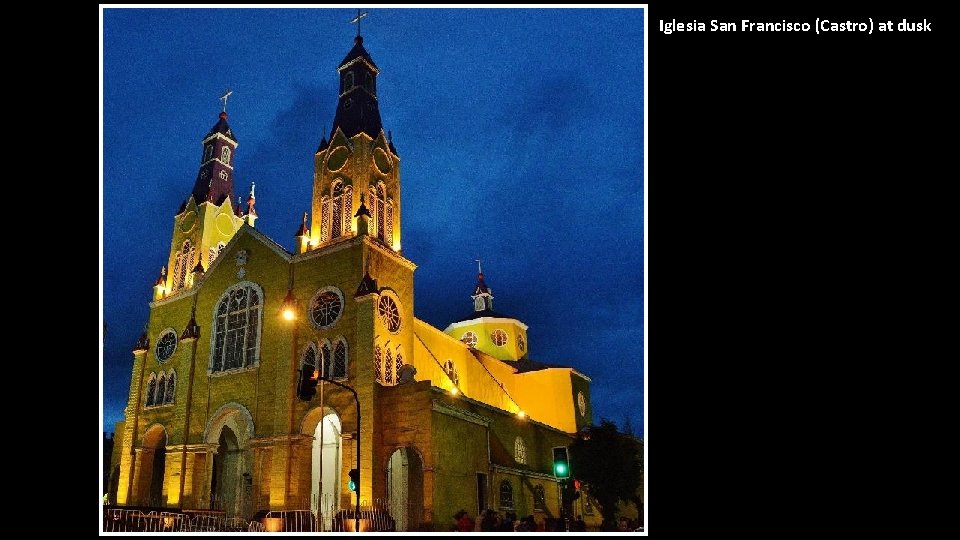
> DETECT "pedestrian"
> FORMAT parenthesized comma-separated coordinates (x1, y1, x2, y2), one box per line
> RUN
(454, 509, 475, 532)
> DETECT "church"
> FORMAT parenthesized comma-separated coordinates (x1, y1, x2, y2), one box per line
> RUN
(109, 32, 595, 531)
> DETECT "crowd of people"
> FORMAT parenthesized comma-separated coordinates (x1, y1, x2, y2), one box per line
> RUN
(453, 509, 588, 532)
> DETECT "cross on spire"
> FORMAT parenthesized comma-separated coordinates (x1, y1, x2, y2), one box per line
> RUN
(350, 9, 368, 37)
(476, 258, 483, 275)
(219, 88, 233, 113)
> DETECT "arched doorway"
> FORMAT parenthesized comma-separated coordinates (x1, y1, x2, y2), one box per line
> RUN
(211, 426, 241, 515)
(387, 447, 423, 531)
(141, 425, 167, 507)
(204, 403, 255, 518)
(312, 412, 342, 528)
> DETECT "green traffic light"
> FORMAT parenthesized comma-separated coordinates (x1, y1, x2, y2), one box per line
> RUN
(349, 479, 357, 491)
(555, 463, 568, 476)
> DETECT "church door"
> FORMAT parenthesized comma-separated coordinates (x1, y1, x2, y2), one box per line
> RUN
(312, 413, 342, 530)
(387, 447, 423, 531)
(211, 426, 242, 516)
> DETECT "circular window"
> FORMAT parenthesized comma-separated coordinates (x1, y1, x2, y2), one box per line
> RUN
(155, 329, 178, 363)
(378, 295, 402, 333)
(309, 287, 344, 329)
(517, 334, 525, 353)
(577, 391, 586, 417)
(491, 329, 508, 347)
(461, 331, 477, 348)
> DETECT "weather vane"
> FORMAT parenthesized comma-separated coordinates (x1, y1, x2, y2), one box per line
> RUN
(219, 88, 233, 113)
(350, 9, 368, 37)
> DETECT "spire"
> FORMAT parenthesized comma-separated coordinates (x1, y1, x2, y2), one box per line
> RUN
(154, 266, 166, 287)
(180, 311, 200, 341)
(133, 330, 149, 353)
(189, 101, 239, 208)
(235, 197, 244, 217)
(295, 212, 309, 237)
(472, 262, 494, 311)
(247, 182, 257, 217)
(332, 32, 383, 140)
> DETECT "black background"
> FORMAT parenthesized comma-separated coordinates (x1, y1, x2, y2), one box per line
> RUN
(649, 4, 945, 528)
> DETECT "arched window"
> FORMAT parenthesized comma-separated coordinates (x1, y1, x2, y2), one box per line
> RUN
(368, 187, 378, 237)
(302, 343, 318, 372)
(343, 72, 354, 93)
(384, 349, 393, 385)
(173, 240, 195, 291)
(376, 185, 386, 241)
(499, 480, 514, 510)
(364, 72, 373, 92)
(209, 241, 226, 267)
(145, 373, 157, 407)
(374, 345, 383, 384)
(395, 352, 403, 380)
(221, 146, 231, 164)
(333, 339, 347, 380)
(341, 185, 353, 236)
(320, 341, 332, 378)
(165, 371, 176, 404)
(331, 181, 343, 240)
(514, 436, 527, 465)
(155, 373, 166, 406)
(385, 199, 394, 246)
(204, 145, 213, 162)
(211, 282, 262, 373)
(443, 360, 459, 386)
(320, 196, 331, 243)
(533, 485, 546, 511)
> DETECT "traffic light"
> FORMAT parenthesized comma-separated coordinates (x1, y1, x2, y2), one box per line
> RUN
(297, 366, 319, 401)
(553, 446, 570, 478)
(348, 468, 359, 492)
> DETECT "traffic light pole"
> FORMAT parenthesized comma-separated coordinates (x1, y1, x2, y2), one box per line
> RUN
(319, 376, 360, 532)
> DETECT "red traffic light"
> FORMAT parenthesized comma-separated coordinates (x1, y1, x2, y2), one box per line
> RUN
(574, 479, 581, 491)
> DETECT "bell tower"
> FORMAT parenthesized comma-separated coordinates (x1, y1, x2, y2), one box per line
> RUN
(310, 34, 401, 252)
(156, 102, 249, 299)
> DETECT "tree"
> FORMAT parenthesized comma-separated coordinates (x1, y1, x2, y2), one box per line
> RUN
(568, 419, 643, 527)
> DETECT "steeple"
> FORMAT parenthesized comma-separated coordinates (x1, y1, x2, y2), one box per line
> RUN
(159, 99, 247, 298)
(331, 34, 383, 139)
(189, 111, 239, 207)
(472, 261, 494, 312)
(311, 31, 401, 254)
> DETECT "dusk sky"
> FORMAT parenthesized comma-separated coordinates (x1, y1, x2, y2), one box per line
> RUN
(101, 8, 644, 437)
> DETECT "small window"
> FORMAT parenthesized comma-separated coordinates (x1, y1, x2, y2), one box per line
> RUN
(164, 371, 176, 404)
(204, 145, 213, 162)
(514, 436, 527, 465)
(533, 485, 546, 511)
(333, 339, 348, 379)
(491, 329, 508, 347)
(343, 72, 354, 92)
(145, 373, 157, 407)
(499, 480, 514, 510)
(517, 334, 525, 353)
(221, 146, 231, 164)
(461, 331, 477, 348)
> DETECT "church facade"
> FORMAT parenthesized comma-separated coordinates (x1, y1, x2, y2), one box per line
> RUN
(110, 34, 594, 531)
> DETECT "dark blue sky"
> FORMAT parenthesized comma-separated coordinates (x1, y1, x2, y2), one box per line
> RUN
(102, 8, 644, 437)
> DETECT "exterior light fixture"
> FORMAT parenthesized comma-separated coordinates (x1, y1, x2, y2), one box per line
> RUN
(281, 289, 297, 321)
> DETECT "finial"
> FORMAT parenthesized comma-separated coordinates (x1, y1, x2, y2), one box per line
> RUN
(388, 129, 393, 142)
(476, 258, 483, 275)
(350, 9, 368, 38)
(247, 184, 257, 216)
(219, 88, 233, 114)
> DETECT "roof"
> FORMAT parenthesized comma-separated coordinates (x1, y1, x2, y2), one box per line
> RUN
(500, 357, 570, 373)
(339, 36, 378, 70)
(205, 112, 237, 142)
